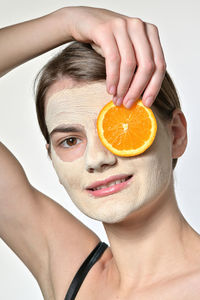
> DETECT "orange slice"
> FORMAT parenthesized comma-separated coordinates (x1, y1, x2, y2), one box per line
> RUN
(97, 99, 157, 157)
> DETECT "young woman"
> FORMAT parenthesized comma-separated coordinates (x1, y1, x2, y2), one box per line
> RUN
(1, 5, 199, 300)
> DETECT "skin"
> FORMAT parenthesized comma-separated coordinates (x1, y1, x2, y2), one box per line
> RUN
(0, 6, 166, 108)
(67, 7, 166, 108)
(45, 77, 200, 298)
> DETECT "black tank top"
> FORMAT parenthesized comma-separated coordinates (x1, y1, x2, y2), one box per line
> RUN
(64, 241, 108, 300)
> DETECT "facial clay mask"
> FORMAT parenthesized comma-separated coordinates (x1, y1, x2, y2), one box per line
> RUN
(45, 81, 173, 224)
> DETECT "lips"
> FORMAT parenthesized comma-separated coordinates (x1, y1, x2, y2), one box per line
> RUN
(86, 174, 133, 197)
(86, 174, 132, 190)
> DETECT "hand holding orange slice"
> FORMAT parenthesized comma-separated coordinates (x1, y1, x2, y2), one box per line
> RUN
(97, 99, 157, 157)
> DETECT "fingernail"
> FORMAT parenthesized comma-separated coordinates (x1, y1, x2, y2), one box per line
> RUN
(116, 98, 122, 106)
(145, 96, 153, 107)
(109, 85, 116, 95)
(124, 99, 134, 109)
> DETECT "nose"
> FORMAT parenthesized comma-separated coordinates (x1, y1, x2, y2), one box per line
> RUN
(85, 133, 117, 173)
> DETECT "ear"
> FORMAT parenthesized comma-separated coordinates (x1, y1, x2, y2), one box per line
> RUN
(170, 108, 188, 159)
(45, 143, 51, 159)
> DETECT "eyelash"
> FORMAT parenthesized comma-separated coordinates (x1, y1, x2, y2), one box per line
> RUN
(59, 137, 82, 149)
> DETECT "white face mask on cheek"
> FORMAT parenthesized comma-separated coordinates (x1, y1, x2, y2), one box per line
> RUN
(45, 82, 173, 224)
(45, 82, 123, 222)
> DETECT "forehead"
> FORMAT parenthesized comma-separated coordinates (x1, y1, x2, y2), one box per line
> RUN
(45, 80, 113, 133)
(45, 78, 165, 134)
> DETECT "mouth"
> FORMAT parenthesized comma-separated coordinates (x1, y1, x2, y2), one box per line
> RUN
(86, 174, 133, 197)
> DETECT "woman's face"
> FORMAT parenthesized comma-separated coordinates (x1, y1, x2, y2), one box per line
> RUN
(45, 79, 173, 224)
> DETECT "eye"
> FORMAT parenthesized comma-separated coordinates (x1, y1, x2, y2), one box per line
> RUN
(60, 137, 82, 148)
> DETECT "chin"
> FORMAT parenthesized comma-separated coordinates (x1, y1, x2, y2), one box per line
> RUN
(81, 203, 138, 224)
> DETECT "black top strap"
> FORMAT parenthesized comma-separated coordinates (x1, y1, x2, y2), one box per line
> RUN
(64, 241, 108, 300)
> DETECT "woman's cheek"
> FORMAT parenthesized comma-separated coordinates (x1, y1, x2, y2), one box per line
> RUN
(50, 143, 85, 190)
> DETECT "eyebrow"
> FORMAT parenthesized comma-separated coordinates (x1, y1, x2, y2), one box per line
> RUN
(50, 125, 84, 137)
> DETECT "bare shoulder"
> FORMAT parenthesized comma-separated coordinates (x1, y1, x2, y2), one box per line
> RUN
(34, 188, 108, 300)
(161, 269, 200, 300)
(144, 267, 200, 300)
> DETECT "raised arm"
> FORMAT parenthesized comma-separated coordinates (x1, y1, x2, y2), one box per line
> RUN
(0, 8, 71, 77)
(0, 6, 166, 107)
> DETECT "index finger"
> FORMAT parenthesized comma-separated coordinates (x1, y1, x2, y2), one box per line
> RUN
(95, 31, 120, 96)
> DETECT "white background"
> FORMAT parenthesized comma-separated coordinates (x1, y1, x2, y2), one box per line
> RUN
(0, 0, 200, 299)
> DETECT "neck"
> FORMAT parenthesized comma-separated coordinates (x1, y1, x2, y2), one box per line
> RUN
(102, 179, 200, 294)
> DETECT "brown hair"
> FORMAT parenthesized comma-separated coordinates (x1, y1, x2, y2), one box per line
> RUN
(34, 41, 181, 169)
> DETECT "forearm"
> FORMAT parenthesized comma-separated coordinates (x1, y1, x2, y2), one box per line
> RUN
(0, 7, 72, 77)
